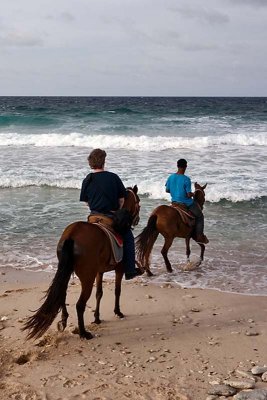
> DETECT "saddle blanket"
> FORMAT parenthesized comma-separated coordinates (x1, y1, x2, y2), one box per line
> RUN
(88, 215, 123, 265)
(170, 202, 195, 227)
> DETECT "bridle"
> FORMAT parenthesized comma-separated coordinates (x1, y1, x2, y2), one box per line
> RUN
(126, 188, 140, 227)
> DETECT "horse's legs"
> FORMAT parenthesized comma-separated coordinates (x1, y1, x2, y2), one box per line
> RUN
(185, 237, 191, 262)
(76, 277, 95, 340)
(57, 292, 69, 332)
(93, 272, 103, 324)
(161, 236, 174, 273)
(143, 255, 154, 277)
(114, 265, 124, 318)
(198, 243, 205, 261)
(140, 249, 154, 277)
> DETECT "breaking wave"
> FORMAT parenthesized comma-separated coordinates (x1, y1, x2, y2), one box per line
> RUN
(1, 175, 265, 203)
(0, 131, 266, 150)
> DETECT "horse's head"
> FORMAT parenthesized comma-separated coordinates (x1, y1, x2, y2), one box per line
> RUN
(124, 185, 140, 227)
(194, 182, 207, 210)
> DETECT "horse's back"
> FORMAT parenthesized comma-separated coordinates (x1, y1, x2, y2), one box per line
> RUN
(153, 204, 180, 222)
(153, 204, 175, 216)
(57, 221, 109, 258)
(58, 221, 89, 243)
(152, 204, 191, 237)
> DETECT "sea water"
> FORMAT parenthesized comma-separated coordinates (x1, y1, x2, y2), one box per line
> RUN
(0, 97, 266, 294)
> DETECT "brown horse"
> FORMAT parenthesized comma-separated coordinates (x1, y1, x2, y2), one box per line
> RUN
(136, 183, 207, 275)
(23, 186, 140, 340)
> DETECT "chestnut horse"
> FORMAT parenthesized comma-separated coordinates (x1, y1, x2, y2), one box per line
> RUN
(136, 183, 207, 275)
(23, 186, 140, 340)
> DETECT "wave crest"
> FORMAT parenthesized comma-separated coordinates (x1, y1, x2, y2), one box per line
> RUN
(0, 132, 266, 150)
(1, 176, 265, 203)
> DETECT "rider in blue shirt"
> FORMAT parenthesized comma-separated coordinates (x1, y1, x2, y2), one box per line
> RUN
(165, 174, 194, 207)
(165, 158, 209, 244)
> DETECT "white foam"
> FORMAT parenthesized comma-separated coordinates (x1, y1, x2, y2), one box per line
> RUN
(1, 174, 265, 203)
(0, 131, 266, 150)
(0, 176, 81, 189)
(134, 179, 266, 203)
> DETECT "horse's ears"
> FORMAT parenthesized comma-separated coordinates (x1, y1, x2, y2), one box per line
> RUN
(195, 182, 207, 190)
(133, 185, 138, 194)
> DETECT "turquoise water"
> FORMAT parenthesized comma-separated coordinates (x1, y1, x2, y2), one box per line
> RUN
(0, 97, 266, 294)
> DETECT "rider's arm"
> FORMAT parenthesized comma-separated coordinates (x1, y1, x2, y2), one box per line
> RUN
(187, 192, 194, 198)
(165, 176, 170, 193)
(80, 175, 90, 203)
(185, 177, 194, 198)
(116, 175, 127, 209)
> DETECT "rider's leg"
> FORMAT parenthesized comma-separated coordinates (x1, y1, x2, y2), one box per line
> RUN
(188, 202, 208, 243)
(122, 228, 143, 280)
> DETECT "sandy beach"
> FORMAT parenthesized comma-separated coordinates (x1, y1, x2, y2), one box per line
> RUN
(0, 268, 267, 400)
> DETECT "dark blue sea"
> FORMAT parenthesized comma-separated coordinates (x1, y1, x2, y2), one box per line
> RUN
(0, 97, 266, 294)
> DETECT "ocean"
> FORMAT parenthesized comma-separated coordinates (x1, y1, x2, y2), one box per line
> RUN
(0, 96, 266, 295)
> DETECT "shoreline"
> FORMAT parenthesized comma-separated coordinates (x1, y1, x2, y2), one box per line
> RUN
(1, 265, 267, 298)
(1, 267, 267, 399)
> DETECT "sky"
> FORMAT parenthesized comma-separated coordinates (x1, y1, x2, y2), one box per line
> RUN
(1, 0, 267, 96)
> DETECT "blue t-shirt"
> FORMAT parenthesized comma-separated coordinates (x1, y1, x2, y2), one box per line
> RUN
(80, 171, 126, 214)
(165, 173, 193, 206)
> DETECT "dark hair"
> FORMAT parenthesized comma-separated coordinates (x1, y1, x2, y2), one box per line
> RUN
(177, 159, 187, 168)
(87, 148, 106, 169)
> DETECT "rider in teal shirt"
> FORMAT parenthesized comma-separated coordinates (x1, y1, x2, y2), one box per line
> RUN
(165, 158, 209, 244)
(165, 174, 194, 207)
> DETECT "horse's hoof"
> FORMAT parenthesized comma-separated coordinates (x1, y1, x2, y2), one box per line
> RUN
(167, 268, 173, 273)
(57, 321, 66, 332)
(146, 270, 154, 277)
(182, 261, 201, 271)
(93, 319, 101, 325)
(80, 331, 94, 340)
(115, 311, 124, 319)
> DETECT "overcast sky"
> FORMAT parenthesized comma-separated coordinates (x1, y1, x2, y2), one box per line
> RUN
(1, 0, 267, 96)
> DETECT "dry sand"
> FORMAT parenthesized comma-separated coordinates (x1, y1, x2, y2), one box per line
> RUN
(1, 267, 267, 400)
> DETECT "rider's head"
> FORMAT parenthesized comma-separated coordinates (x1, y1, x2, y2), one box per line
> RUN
(88, 148, 107, 169)
(177, 159, 187, 169)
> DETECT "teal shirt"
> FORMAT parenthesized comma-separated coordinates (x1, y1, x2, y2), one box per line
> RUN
(165, 173, 194, 206)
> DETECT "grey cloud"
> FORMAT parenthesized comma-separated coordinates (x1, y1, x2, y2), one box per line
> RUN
(226, 0, 267, 7)
(60, 12, 75, 22)
(153, 30, 180, 47)
(171, 5, 229, 24)
(45, 12, 75, 22)
(103, 16, 181, 48)
(133, 29, 181, 48)
(0, 32, 43, 47)
(181, 42, 219, 52)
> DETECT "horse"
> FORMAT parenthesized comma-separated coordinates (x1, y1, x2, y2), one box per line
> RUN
(136, 183, 207, 276)
(22, 186, 141, 340)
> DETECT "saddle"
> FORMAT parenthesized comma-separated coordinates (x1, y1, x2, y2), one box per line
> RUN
(87, 214, 123, 267)
(170, 202, 195, 228)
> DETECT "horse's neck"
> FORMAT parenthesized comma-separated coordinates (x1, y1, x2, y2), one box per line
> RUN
(195, 196, 204, 209)
(194, 190, 204, 209)
(124, 189, 134, 211)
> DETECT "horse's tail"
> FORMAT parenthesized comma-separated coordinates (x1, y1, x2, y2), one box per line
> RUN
(136, 214, 159, 267)
(22, 239, 74, 340)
